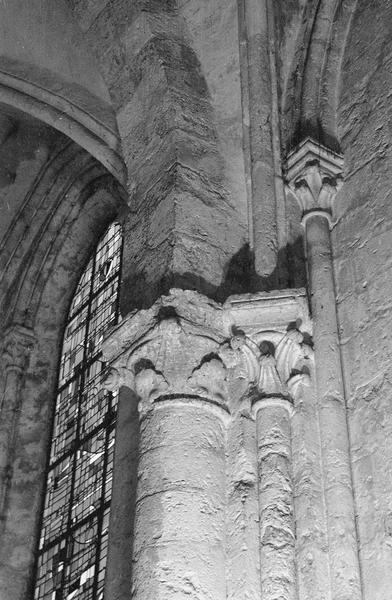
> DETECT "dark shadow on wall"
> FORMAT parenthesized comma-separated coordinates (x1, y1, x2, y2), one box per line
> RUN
(120, 237, 307, 313)
(286, 119, 342, 155)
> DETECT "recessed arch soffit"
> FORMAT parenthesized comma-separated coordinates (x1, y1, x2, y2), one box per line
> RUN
(31, 180, 124, 339)
(279, 0, 358, 152)
(0, 0, 125, 183)
(0, 140, 126, 331)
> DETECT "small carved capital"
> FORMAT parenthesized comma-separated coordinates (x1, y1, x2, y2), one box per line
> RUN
(285, 138, 343, 220)
(230, 328, 314, 417)
(2, 325, 36, 373)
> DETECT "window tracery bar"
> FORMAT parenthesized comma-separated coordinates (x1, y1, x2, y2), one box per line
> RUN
(34, 223, 122, 600)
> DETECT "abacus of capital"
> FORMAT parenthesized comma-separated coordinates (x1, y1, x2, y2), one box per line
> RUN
(100, 140, 363, 600)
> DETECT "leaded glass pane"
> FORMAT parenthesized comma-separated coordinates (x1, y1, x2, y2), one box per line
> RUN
(34, 223, 122, 600)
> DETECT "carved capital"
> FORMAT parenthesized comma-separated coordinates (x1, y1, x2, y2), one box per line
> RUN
(232, 328, 313, 416)
(2, 325, 36, 374)
(101, 288, 313, 419)
(101, 290, 231, 416)
(285, 138, 343, 220)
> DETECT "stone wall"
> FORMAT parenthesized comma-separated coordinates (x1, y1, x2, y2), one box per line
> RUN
(335, 1, 392, 597)
(0, 1, 391, 599)
(0, 108, 125, 599)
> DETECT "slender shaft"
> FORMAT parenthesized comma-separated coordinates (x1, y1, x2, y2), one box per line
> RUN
(226, 412, 261, 600)
(290, 374, 330, 600)
(0, 368, 21, 518)
(305, 213, 361, 600)
(242, 0, 278, 283)
(254, 398, 296, 600)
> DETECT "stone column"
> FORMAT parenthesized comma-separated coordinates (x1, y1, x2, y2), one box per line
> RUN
(252, 351, 296, 600)
(223, 333, 261, 600)
(0, 325, 35, 521)
(239, 0, 279, 283)
(288, 361, 330, 600)
(225, 407, 260, 600)
(223, 326, 312, 600)
(285, 139, 362, 599)
(102, 290, 230, 600)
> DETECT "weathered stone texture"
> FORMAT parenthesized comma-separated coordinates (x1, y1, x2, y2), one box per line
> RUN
(72, 1, 249, 310)
(335, 2, 392, 598)
(290, 371, 330, 600)
(133, 404, 227, 600)
(256, 402, 296, 600)
(2, 2, 392, 600)
(0, 115, 124, 598)
(226, 413, 260, 600)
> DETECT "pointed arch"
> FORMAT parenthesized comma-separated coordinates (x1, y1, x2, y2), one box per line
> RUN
(281, 0, 359, 151)
(0, 168, 126, 599)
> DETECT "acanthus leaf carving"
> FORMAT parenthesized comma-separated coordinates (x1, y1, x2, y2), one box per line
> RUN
(284, 138, 344, 219)
(134, 364, 169, 406)
(286, 164, 342, 216)
(188, 355, 228, 403)
(287, 372, 311, 401)
(225, 327, 314, 413)
(101, 289, 314, 418)
(257, 353, 286, 398)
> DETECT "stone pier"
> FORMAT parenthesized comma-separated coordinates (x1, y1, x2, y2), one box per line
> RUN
(101, 288, 322, 600)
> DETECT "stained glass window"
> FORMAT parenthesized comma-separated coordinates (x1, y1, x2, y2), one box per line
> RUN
(34, 223, 122, 600)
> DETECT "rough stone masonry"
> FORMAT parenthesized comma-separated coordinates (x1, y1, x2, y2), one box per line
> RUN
(0, 1, 391, 600)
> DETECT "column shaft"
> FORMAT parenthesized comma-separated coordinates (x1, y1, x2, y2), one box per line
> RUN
(0, 325, 34, 521)
(305, 214, 361, 599)
(255, 399, 296, 600)
(290, 376, 330, 600)
(226, 412, 261, 600)
(132, 399, 227, 600)
(0, 368, 20, 516)
(241, 0, 278, 283)
(104, 388, 140, 600)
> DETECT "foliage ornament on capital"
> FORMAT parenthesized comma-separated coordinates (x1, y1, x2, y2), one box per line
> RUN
(101, 289, 313, 417)
(101, 290, 232, 415)
(227, 327, 313, 414)
(284, 137, 344, 219)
